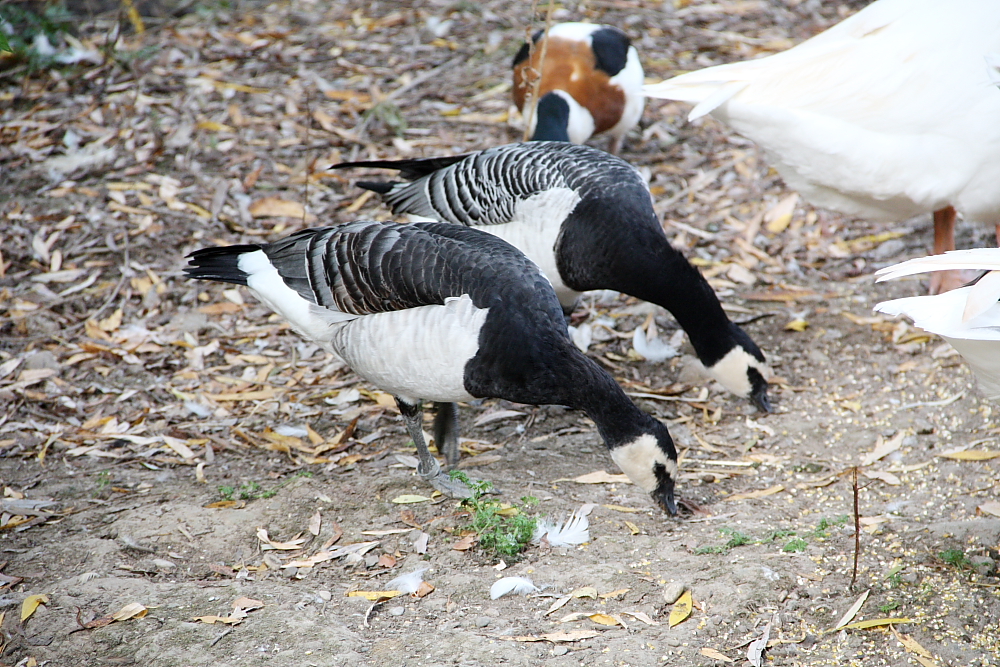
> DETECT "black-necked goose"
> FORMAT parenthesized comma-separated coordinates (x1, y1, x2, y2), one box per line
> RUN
(644, 0, 1000, 294)
(331, 142, 772, 412)
(875, 248, 1000, 400)
(513, 23, 644, 154)
(185, 221, 679, 513)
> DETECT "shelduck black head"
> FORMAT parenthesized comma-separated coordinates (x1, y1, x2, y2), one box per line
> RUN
(608, 419, 678, 515)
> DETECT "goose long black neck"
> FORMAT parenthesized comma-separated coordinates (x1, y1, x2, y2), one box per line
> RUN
(557, 198, 760, 369)
(465, 322, 655, 448)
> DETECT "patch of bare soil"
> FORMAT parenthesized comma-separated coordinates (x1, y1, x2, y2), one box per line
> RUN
(1, 1, 998, 666)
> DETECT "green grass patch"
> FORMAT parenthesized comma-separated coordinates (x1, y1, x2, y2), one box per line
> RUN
(451, 471, 537, 560)
(939, 549, 971, 570)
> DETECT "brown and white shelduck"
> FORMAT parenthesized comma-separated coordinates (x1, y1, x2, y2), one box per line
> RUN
(513, 22, 644, 154)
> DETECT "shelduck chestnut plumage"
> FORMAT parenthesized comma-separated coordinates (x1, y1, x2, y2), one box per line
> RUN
(875, 248, 1000, 400)
(332, 142, 771, 411)
(644, 0, 1000, 293)
(185, 221, 679, 513)
(513, 22, 644, 154)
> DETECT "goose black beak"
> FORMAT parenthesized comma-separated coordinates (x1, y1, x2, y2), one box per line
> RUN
(653, 476, 677, 516)
(751, 383, 772, 413)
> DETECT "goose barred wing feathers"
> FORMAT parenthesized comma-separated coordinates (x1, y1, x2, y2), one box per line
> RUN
(186, 220, 561, 320)
(334, 142, 645, 227)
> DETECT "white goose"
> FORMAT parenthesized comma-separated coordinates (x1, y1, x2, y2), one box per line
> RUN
(644, 0, 1000, 293)
(875, 248, 1000, 400)
(185, 221, 679, 513)
(513, 22, 644, 153)
(332, 142, 772, 411)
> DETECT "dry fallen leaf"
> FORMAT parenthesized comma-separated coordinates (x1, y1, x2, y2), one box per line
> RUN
(346, 590, 402, 601)
(451, 534, 476, 551)
(862, 430, 907, 466)
(700, 646, 734, 662)
(308, 511, 322, 536)
(391, 495, 431, 504)
(891, 625, 935, 662)
(724, 485, 784, 502)
(21, 594, 49, 621)
(248, 196, 316, 222)
(669, 590, 693, 627)
(862, 470, 901, 486)
(937, 449, 1000, 461)
(111, 602, 148, 621)
(832, 590, 870, 630)
(837, 617, 914, 631)
(978, 501, 1000, 517)
(624, 520, 641, 535)
(559, 470, 632, 484)
(784, 319, 809, 332)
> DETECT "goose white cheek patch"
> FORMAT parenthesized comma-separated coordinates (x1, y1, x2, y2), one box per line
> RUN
(707, 347, 769, 399)
(610, 434, 677, 493)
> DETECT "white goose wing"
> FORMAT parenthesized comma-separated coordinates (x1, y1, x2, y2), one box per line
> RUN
(876, 249, 1000, 400)
(644, 0, 1000, 223)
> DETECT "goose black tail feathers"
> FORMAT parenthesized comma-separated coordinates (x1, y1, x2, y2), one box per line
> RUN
(330, 154, 470, 181)
(356, 181, 398, 196)
(184, 245, 260, 286)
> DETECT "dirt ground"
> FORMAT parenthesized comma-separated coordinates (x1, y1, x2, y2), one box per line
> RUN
(1, 0, 999, 665)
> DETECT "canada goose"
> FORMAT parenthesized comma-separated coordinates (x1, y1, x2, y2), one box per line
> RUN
(875, 248, 1000, 400)
(332, 142, 772, 412)
(513, 22, 644, 153)
(185, 220, 679, 513)
(644, 0, 1000, 293)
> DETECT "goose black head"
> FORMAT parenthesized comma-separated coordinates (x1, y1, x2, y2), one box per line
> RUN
(705, 325, 772, 413)
(609, 419, 678, 515)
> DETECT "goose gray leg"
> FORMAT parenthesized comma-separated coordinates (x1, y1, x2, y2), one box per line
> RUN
(433, 401, 460, 468)
(395, 397, 472, 499)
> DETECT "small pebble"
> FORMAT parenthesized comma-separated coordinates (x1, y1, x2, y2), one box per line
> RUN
(152, 558, 176, 572)
(389, 606, 405, 617)
(475, 617, 492, 628)
(552, 646, 569, 656)
(316, 590, 332, 602)
(662, 581, 686, 605)
(281, 566, 297, 578)
(665, 637, 681, 647)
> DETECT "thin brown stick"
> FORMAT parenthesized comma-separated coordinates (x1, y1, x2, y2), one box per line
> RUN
(851, 466, 860, 589)
(522, 0, 557, 141)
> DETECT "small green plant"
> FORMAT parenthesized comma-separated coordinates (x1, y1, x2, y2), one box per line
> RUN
(811, 515, 850, 539)
(885, 562, 905, 588)
(695, 527, 754, 555)
(783, 537, 808, 553)
(218, 485, 236, 501)
(879, 600, 901, 614)
(0, 3, 74, 70)
(451, 471, 537, 560)
(939, 549, 971, 570)
(95, 470, 111, 491)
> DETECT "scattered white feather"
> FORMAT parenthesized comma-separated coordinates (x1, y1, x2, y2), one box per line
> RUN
(184, 401, 213, 418)
(533, 506, 591, 547)
(568, 323, 593, 352)
(387, 568, 429, 594)
(631, 320, 678, 363)
(275, 424, 309, 438)
(490, 576, 540, 600)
